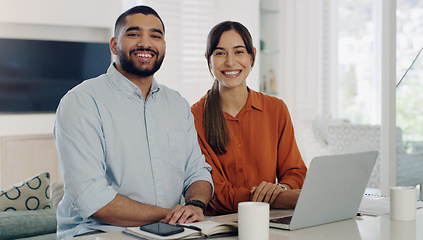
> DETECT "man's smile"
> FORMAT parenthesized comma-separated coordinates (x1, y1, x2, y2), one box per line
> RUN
(130, 48, 158, 62)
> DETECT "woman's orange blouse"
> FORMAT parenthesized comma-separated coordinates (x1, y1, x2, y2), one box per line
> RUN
(191, 89, 307, 215)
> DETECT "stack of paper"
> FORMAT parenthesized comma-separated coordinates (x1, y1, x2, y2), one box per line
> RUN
(358, 194, 423, 216)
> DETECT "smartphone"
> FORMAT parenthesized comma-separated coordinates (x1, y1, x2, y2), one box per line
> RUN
(139, 222, 184, 236)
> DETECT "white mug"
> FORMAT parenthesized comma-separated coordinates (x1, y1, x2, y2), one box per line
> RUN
(390, 186, 417, 221)
(238, 202, 269, 240)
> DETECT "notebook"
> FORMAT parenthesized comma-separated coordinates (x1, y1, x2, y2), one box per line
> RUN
(269, 151, 378, 230)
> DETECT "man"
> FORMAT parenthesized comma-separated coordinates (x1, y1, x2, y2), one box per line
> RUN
(54, 5, 213, 239)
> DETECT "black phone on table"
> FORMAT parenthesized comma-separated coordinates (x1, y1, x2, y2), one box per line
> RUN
(139, 222, 184, 236)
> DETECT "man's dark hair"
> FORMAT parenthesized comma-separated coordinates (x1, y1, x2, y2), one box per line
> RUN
(114, 5, 165, 37)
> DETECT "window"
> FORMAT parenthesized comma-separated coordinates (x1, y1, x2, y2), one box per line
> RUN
(396, 0, 423, 189)
(282, 0, 423, 192)
(396, 0, 423, 150)
(336, 0, 423, 190)
(338, 0, 378, 125)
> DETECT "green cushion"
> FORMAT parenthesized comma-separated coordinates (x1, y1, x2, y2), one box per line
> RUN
(20, 232, 57, 240)
(0, 209, 57, 239)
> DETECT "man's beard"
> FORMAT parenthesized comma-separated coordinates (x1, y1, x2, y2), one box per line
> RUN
(118, 48, 164, 77)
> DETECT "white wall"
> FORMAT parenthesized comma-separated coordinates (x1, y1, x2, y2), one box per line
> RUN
(0, 114, 56, 136)
(0, 0, 120, 28)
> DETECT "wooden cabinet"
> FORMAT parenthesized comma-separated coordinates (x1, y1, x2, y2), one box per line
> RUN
(0, 134, 61, 189)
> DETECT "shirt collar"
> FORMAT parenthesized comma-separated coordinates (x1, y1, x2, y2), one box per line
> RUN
(107, 63, 160, 99)
(225, 88, 263, 120)
(244, 87, 263, 112)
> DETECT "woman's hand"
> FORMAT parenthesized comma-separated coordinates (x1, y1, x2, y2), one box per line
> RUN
(249, 181, 284, 205)
(250, 181, 301, 209)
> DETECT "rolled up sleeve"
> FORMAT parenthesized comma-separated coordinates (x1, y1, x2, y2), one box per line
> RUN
(54, 91, 117, 219)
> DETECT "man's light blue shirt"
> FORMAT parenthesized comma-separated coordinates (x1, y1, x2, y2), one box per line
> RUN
(54, 64, 213, 239)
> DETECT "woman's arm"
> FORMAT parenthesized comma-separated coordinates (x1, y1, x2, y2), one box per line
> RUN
(276, 102, 307, 189)
(250, 181, 300, 209)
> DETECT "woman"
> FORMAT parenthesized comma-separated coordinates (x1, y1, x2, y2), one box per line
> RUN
(191, 21, 307, 215)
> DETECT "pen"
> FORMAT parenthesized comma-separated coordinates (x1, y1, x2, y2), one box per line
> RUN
(177, 224, 202, 232)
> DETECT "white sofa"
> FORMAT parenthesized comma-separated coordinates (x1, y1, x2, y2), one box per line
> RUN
(305, 119, 423, 189)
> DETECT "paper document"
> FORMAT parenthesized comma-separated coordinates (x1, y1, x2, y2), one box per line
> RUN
(358, 194, 423, 216)
(123, 220, 237, 240)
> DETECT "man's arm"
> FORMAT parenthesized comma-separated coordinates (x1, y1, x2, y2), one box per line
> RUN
(162, 180, 212, 225)
(93, 181, 212, 226)
(185, 180, 213, 205)
(91, 194, 170, 226)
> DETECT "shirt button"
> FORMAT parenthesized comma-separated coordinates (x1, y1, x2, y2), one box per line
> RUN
(238, 144, 241, 148)
(150, 135, 154, 139)
(154, 168, 158, 172)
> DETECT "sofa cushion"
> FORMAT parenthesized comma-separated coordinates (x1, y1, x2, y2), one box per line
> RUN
(0, 172, 52, 211)
(20, 232, 57, 240)
(325, 124, 380, 154)
(0, 208, 57, 239)
(51, 180, 64, 209)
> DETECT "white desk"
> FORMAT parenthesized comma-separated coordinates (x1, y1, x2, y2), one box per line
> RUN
(71, 208, 422, 240)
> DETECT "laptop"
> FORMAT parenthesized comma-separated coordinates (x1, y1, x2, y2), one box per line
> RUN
(269, 151, 378, 230)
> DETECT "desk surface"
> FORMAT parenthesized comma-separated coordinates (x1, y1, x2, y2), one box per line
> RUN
(71, 208, 422, 240)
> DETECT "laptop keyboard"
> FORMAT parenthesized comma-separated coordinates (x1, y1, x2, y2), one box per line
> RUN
(270, 216, 292, 224)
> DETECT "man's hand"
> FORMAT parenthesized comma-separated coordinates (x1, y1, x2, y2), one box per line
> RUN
(161, 180, 211, 225)
(250, 181, 284, 204)
(161, 204, 204, 225)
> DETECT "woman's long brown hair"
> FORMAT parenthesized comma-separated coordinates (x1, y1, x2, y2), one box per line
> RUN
(203, 21, 255, 155)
